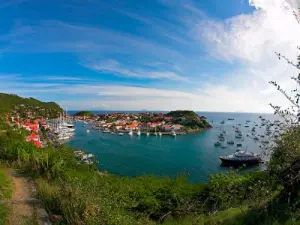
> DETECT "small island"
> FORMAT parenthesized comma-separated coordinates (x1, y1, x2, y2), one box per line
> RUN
(75, 110, 211, 135)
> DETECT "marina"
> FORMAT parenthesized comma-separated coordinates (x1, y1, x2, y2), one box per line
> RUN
(66, 112, 280, 183)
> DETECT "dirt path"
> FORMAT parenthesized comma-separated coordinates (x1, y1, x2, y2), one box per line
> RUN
(4, 169, 51, 225)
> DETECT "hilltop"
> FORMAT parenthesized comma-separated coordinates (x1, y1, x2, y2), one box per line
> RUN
(74, 110, 94, 117)
(0, 93, 63, 119)
(166, 110, 212, 131)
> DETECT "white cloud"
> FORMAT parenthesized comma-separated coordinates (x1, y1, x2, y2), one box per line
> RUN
(84, 60, 188, 81)
(191, 0, 300, 112)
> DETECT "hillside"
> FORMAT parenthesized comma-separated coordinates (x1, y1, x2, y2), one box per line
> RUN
(166, 110, 212, 130)
(0, 93, 63, 118)
(74, 110, 94, 117)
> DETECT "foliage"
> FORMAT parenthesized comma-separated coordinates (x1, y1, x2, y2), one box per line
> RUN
(74, 111, 94, 117)
(166, 110, 212, 130)
(0, 93, 62, 118)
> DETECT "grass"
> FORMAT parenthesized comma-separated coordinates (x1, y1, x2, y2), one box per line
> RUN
(0, 166, 13, 199)
(0, 166, 12, 225)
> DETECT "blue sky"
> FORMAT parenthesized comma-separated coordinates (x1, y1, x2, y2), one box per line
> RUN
(0, 0, 299, 112)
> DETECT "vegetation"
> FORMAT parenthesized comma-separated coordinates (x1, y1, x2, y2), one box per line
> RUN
(0, 166, 12, 225)
(166, 110, 212, 131)
(0, 93, 62, 118)
(74, 110, 94, 117)
(0, 121, 295, 224)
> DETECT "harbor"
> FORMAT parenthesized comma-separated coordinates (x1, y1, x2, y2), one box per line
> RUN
(66, 112, 279, 183)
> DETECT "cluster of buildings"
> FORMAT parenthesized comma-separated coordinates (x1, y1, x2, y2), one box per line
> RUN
(91, 112, 183, 132)
(4, 113, 48, 148)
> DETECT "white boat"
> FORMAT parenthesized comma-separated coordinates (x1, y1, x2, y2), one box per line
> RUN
(87, 154, 94, 158)
(128, 130, 133, 136)
(86, 129, 90, 133)
(137, 130, 141, 136)
(146, 132, 150, 136)
(118, 133, 124, 136)
(159, 132, 162, 137)
(171, 130, 176, 137)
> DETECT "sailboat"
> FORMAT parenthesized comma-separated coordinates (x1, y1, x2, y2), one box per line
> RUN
(128, 130, 133, 136)
(154, 127, 157, 136)
(171, 130, 176, 137)
(146, 124, 150, 136)
(159, 132, 162, 137)
(137, 130, 141, 136)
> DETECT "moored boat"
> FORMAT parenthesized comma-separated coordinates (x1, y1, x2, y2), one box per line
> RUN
(220, 151, 261, 166)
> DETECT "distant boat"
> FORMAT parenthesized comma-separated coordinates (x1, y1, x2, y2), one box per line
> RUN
(171, 130, 176, 137)
(86, 129, 90, 133)
(137, 130, 141, 136)
(236, 143, 242, 147)
(146, 132, 150, 136)
(220, 121, 225, 124)
(159, 132, 162, 137)
(128, 130, 133, 136)
(118, 133, 124, 136)
(214, 142, 221, 147)
(228, 118, 234, 120)
(227, 140, 234, 145)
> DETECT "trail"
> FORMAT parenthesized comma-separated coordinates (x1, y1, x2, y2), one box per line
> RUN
(4, 169, 51, 225)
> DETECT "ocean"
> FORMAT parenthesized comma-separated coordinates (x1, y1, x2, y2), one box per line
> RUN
(66, 111, 278, 183)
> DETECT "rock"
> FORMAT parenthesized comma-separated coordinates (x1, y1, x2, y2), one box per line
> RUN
(49, 214, 63, 223)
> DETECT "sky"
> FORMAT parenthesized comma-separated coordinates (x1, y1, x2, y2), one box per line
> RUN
(0, 0, 300, 112)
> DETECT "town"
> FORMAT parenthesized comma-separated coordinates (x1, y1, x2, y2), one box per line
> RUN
(72, 111, 211, 136)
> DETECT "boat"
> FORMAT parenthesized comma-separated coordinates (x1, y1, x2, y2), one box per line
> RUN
(137, 130, 141, 136)
(103, 129, 110, 133)
(236, 143, 242, 147)
(147, 132, 150, 136)
(220, 151, 261, 166)
(171, 130, 176, 137)
(159, 132, 162, 137)
(118, 133, 124, 136)
(86, 129, 90, 133)
(214, 141, 221, 147)
(227, 140, 234, 145)
(220, 121, 225, 124)
(128, 130, 133, 136)
(228, 118, 234, 120)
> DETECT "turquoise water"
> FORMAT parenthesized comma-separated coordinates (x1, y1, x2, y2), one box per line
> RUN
(67, 112, 278, 183)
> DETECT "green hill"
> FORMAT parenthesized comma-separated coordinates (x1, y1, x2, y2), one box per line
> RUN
(74, 110, 94, 117)
(0, 93, 63, 118)
(166, 110, 212, 130)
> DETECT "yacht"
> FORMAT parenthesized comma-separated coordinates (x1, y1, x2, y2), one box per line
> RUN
(118, 133, 124, 136)
(146, 132, 150, 136)
(220, 151, 261, 166)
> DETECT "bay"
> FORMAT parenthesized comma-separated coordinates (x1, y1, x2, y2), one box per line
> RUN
(66, 111, 278, 183)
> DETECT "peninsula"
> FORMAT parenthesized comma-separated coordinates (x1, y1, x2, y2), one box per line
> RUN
(74, 110, 212, 135)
